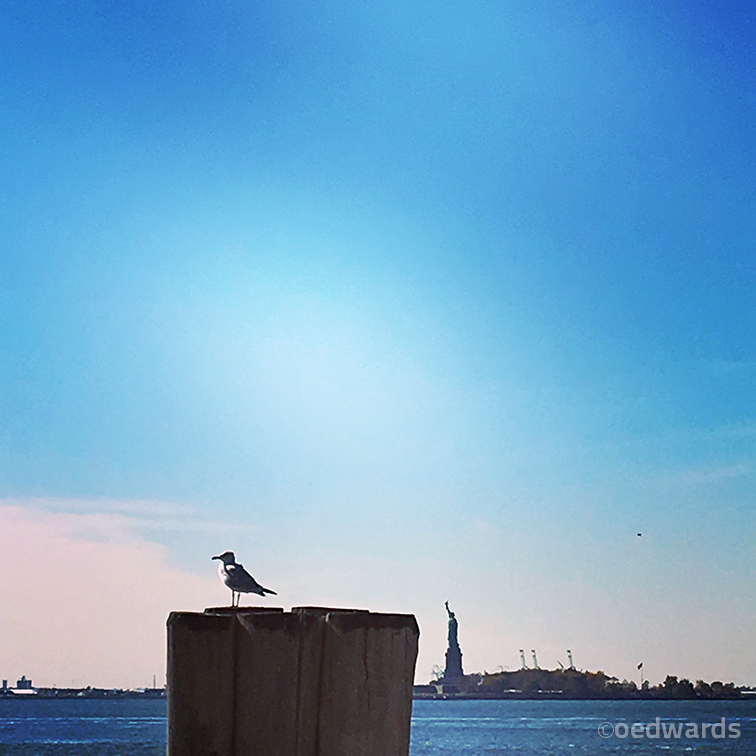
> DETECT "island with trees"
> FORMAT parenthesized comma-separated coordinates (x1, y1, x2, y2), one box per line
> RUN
(414, 669, 751, 700)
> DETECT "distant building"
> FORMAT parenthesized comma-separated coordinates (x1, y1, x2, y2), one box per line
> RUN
(16, 676, 32, 690)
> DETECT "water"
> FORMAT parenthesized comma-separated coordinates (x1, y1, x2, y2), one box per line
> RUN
(411, 699, 756, 754)
(0, 699, 167, 756)
(1, 698, 754, 754)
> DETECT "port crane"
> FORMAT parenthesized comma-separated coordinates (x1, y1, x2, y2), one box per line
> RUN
(519, 649, 528, 669)
(567, 650, 574, 670)
(531, 650, 539, 670)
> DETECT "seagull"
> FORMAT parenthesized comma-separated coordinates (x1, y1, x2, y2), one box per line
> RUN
(212, 551, 277, 606)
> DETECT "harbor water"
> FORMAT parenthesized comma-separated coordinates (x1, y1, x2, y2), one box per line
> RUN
(1, 697, 754, 754)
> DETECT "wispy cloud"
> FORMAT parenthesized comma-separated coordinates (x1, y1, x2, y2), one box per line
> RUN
(694, 357, 756, 377)
(0, 503, 220, 688)
(653, 461, 754, 490)
(0, 496, 257, 538)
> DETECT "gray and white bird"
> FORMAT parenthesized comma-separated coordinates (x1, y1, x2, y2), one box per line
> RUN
(212, 551, 277, 606)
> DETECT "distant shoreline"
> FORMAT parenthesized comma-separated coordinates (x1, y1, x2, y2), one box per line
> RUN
(0, 688, 166, 700)
(413, 691, 756, 701)
(2, 687, 752, 703)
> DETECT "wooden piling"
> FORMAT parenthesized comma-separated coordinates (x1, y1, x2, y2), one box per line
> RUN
(167, 606, 419, 756)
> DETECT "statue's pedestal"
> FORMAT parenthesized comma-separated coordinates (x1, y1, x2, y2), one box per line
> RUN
(444, 645, 464, 679)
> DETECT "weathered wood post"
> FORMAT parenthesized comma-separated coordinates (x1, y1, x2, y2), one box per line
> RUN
(167, 606, 419, 756)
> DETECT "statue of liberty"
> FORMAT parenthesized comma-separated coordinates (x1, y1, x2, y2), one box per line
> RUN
(445, 601, 458, 646)
(443, 601, 464, 679)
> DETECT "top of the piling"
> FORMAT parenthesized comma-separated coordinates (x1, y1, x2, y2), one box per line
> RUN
(168, 606, 418, 636)
(204, 606, 285, 614)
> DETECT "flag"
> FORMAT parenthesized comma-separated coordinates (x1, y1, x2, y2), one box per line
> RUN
(637, 662, 643, 670)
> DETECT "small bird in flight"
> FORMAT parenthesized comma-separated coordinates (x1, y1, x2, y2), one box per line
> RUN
(212, 551, 277, 606)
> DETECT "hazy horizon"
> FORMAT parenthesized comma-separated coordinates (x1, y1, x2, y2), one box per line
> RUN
(2, 1, 755, 690)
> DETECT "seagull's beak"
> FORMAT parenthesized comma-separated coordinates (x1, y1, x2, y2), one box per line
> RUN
(211, 555, 221, 560)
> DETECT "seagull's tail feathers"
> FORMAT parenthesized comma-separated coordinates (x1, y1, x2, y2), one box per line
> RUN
(262, 587, 277, 596)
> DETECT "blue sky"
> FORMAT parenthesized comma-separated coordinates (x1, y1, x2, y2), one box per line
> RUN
(1, 0, 755, 687)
